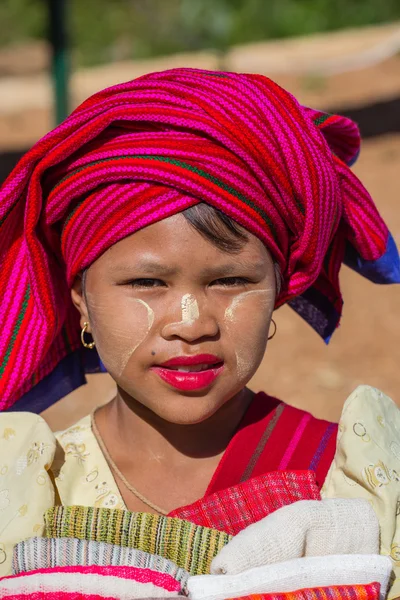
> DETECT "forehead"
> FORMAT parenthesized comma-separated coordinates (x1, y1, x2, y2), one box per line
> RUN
(97, 212, 272, 270)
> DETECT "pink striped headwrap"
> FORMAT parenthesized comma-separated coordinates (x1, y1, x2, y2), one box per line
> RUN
(0, 68, 398, 411)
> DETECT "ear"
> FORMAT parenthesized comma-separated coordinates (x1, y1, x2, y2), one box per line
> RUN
(71, 273, 91, 331)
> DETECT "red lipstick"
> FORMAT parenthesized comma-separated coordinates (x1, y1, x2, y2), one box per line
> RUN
(151, 354, 224, 391)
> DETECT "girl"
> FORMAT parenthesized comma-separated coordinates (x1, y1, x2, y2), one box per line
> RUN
(0, 68, 399, 596)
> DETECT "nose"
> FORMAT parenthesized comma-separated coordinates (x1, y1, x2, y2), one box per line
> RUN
(161, 294, 219, 342)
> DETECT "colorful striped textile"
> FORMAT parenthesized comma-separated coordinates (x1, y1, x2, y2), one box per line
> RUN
(1, 68, 399, 411)
(12, 537, 189, 592)
(0, 564, 183, 598)
(226, 582, 381, 600)
(0, 595, 183, 600)
(201, 393, 337, 494)
(170, 470, 320, 535)
(44, 506, 231, 575)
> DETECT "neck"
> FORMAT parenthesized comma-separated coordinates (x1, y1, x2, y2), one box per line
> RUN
(98, 387, 253, 464)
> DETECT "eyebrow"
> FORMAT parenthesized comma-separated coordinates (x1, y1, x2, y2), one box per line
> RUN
(200, 261, 266, 277)
(110, 261, 178, 276)
(110, 259, 266, 277)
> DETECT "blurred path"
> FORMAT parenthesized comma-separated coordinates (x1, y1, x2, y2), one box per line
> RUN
(1, 22, 400, 149)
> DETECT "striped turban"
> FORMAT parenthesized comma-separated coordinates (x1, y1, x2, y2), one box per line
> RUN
(0, 68, 399, 412)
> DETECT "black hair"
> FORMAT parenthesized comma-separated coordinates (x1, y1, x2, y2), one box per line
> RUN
(183, 203, 282, 293)
(182, 203, 248, 253)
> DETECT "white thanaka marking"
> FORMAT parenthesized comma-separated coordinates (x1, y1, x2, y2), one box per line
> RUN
(165, 294, 200, 333)
(181, 293, 200, 324)
(224, 289, 273, 321)
(235, 349, 249, 380)
(85, 288, 155, 379)
(118, 298, 154, 375)
(224, 288, 274, 382)
(135, 298, 155, 329)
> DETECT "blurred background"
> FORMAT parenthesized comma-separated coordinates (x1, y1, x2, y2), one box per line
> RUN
(1, 0, 399, 429)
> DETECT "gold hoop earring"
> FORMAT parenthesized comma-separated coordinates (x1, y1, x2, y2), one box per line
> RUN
(81, 322, 95, 349)
(268, 318, 277, 341)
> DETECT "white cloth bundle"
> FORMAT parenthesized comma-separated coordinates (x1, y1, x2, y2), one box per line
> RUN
(211, 498, 379, 575)
(188, 554, 392, 600)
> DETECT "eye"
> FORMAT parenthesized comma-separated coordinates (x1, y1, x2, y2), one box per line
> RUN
(125, 278, 166, 288)
(210, 277, 251, 287)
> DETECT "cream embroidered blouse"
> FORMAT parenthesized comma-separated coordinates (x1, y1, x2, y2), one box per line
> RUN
(0, 386, 399, 598)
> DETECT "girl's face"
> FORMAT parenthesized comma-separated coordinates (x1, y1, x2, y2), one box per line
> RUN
(72, 213, 276, 425)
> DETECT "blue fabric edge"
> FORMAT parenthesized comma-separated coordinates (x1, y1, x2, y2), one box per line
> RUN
(6, 349, 105, 414)
(344, 232, 400, 284)
(288, 286, 340, 344)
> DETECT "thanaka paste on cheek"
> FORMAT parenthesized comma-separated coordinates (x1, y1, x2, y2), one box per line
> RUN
(87, 293, 154, 378)
(224, 289, 275, 382)
(118, 298, 155, 377)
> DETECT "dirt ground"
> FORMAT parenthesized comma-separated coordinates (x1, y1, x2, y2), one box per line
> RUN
(0, 29, 399, 430)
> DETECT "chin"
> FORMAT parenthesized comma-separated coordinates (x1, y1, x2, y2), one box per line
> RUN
(134, 387, 227, 425)
(117, 375, 245, 425)
(156, 397, 225, 425)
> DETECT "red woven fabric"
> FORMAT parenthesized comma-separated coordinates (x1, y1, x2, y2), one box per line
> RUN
(228, 582, 381, 600)
(170, 470, 320, 535)
(204, 392, 337, 494)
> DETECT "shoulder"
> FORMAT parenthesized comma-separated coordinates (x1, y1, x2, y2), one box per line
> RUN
(0, 412, 57, 576)
(0, 412, 56, 483)
(246, 393, 337, 488)
(323, 383, 399, 487)
(254, 391, 338, 437)
(0, 412, 57, 482)
(0, 411, 56, 456)
(55, 413, 92, 447)
(254, 391, 336, 425)
(341, 384, 398, 423)
(333, 384, 399, 470)
(53, 413, 92, 474)
(322, 385, 400, 599)
(53, 413, 125, 510)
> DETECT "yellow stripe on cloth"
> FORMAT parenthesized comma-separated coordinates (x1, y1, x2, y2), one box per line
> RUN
(44, 505, 231, 575)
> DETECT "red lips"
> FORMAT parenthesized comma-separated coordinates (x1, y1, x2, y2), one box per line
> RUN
(159, 354, 222, 367)
(151, 354, 224, 391)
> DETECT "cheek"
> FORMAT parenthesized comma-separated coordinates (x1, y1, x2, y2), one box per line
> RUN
(224, 290, 274, 381)
(87, 293, 154, 378)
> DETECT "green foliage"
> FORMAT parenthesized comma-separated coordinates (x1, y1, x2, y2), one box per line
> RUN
(1, 0, 399, 66)
(0, 0, 46, 46)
